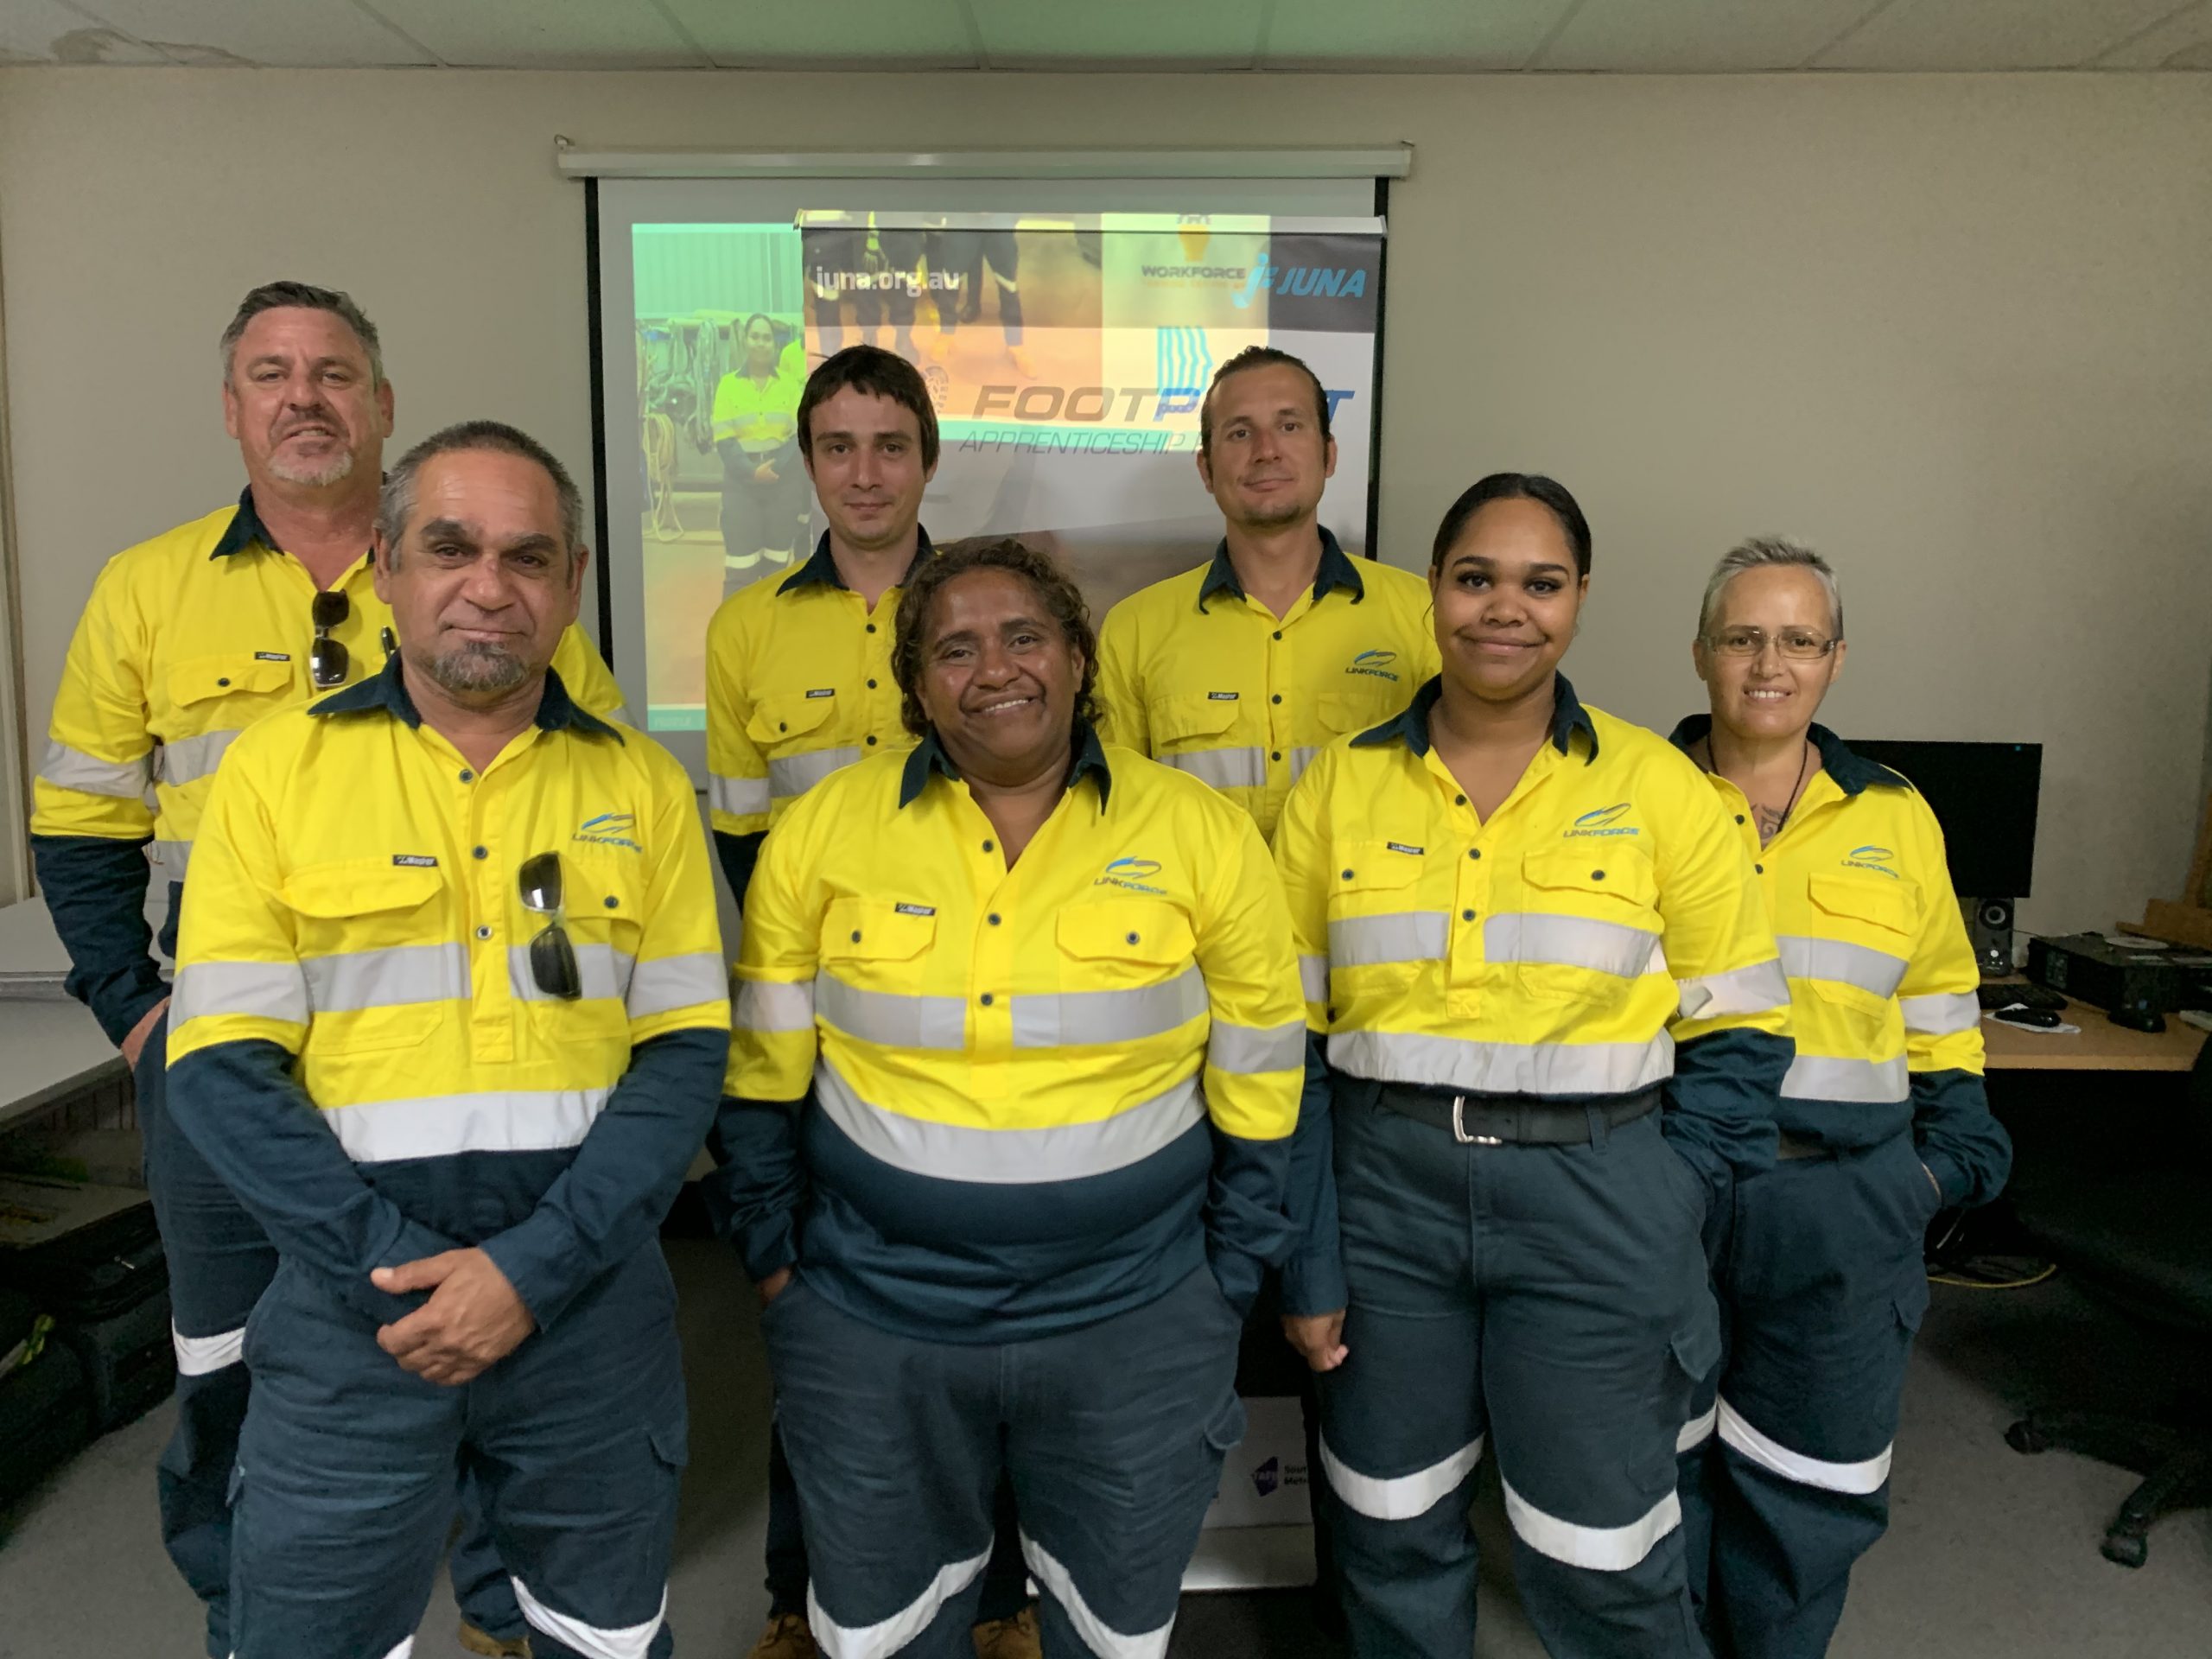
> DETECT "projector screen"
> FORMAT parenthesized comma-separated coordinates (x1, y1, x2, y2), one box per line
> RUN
(589, 175, 1388, 769)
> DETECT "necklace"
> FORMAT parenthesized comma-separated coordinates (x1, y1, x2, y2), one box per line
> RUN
(1700, 736, 1815, 849)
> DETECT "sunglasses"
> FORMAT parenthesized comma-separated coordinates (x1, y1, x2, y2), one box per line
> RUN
(518, 852, 582, 1001)
(310, 589, 350, 688)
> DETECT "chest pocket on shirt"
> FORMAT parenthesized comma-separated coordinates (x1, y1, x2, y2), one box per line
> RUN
(1153, 695, 1242, 751)
(1804, 873, 1915, 1019)
(280, 859, 451, 1053)
(162, 653, 297, 767)
(1055, 899, 1196, 994)
(1317, 689, 1400, 736)
(525, 849, 646, 1046)
(1516, 847, 1662, 1001)
(747, 690, 837, 750)
(1326, 840, 1433, 978)
(821, 896, 937, 983)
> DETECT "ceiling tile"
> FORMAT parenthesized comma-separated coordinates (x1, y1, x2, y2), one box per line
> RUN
(1814, 0, 2191, 69)
(664, 0, 976, 65)
(0, 0, 165, 63)
(74, 0, 429, 65)
(2084, 0, 2212, 67)
(968, 0, 1265, 66)
(369, 0, 702, 67)
(1262, 0, 1573, 69)
(1535, 0, 1881, 72)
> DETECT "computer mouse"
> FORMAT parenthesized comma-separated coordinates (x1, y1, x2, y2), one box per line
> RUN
(1993, 1007, 2062, 1029)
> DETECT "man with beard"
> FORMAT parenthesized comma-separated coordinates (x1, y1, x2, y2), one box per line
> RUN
(163, 420, 728, 1659)
(1092, 346, 1438, 1622)
(30, 282, 622, 1659)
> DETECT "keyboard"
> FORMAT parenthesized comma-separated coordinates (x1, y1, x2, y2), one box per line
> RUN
(1976, 981, 2067, 1012)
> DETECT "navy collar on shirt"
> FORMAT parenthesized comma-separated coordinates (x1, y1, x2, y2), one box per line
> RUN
(778, 527, 935, 595)
(209, 486, 274, 559)
(899, 717, 1113, 811)
(1665, 714, 1904, 798)
(309, 652, 623, 743)
(1195, 525, 1366, 613)
(1353, 672, 1599, 765)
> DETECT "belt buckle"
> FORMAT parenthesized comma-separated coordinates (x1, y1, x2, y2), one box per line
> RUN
(1451, 1096, 1502, 1147)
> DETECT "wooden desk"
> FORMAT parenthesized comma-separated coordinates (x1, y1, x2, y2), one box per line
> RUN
(1981, 996, 2206, 1073)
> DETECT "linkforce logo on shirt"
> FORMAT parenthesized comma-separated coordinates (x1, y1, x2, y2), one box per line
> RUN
(1096, 856, 1167, 895)
(1346, 649, 1401, 683)
(574, 812, 642, 852)
(1564, 803, 1640, 839)
(1842, 844, 1901, 878)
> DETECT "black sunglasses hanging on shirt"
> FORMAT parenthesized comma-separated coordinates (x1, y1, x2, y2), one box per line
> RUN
(309, 589, 350, 688)
(518, 852, 582, 1001)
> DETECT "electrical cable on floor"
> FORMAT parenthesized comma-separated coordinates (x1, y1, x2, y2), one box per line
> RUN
(1929, 1259, 2057, 1290)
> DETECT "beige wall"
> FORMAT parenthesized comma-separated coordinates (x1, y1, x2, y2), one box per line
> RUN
(3, 67, 2208, 937)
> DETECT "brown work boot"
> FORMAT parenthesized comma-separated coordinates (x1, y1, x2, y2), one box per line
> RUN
(748, 1611, 822, 1659)
(971, 1604, 1042, 1659)
(456, 1618, 531, 1658)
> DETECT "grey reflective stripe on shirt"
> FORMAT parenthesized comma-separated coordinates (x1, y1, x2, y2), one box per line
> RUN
(152, 728, 243, 788)
(1328, 911, 1448, 967)
(1011, 966, 1207, 1048)
(813, 1061, 1205, 1185)
(1164, 747, 1268, 791)
(817, 972, 968, 1051)
(769, 747, 861, 801)
(323, 1086, 613, 1164)
(1207, 1017, 1306, 1076)
(710, 772, 772, 818)
(170, 958, 310, 1027)
(304, 942, 468, 1012)
(736, 978, 816, 1033)
(1483, 912, 1659, 980)
(1326, 1027, 1675, 1097)
(625, 951, 729, 1019)
(1782, 1051, 1910, 1104)
(1778, 935, 1908, 1001)
(507, 943, 633, 1004)
(1899, 991, 1979, 1037)
(1300, 954, 1330, 1005)
(1287, 747, 1323, 784)
(39, 741, 151, 799)
(1676, 958, 1791, 1020)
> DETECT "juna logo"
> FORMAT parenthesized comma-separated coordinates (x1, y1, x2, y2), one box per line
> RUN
(1232, 251, 1371, 308)
(1096, 856, 1166, 894)
(1346, 649, 1400, 682)
(1252, 1457, 1281, 1498)
(1565, 803, 1640, 839)
(1843, 844, 1901, 878)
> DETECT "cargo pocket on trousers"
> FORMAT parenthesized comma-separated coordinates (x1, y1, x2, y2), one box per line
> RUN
(649, 1414, 690, 1476)
(1669, 1297, 1724, 1394)
(1893, 1262, 1931, 1338)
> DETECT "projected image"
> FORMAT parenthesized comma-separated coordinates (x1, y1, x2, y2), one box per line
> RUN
(630, 213, 1381, 732)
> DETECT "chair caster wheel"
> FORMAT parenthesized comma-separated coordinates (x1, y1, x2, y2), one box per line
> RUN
(2101, 1530, 2148, 1569)
(2005, 1421, 2047, 1454)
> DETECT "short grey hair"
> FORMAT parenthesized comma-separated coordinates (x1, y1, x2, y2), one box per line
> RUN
(377, 420, 585, 567)
(1697, 537, 1844, 640)
(219, 280, 385, 386)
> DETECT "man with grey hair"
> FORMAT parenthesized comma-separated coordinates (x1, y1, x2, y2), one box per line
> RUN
(30, 281, 624, 1659)
(166, 418, 729, 1659)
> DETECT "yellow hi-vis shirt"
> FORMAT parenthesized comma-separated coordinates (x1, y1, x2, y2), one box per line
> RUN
(710, 366, 802, 452)
(165, 658, 728, 1325)
(1274, 676, 1791, 1183)
(1669, 716, 2006, 1208)
(703, 532, 931, 841)
(1095, 530, 1440, 842)
(33, 491, 626, 895)
(716, 723, 1305, 1337)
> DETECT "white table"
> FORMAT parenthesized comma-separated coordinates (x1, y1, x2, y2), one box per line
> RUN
(0, 899, 126, 1130)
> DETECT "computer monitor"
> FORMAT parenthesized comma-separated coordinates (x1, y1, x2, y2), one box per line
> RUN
(1843, 740, 2041, 899)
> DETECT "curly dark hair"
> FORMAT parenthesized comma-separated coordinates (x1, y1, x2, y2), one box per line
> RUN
(893, 537, 1101, 739)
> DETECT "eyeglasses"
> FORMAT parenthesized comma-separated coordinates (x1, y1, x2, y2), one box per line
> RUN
(310, 590, 350, 688)
(518, 852, 582, 1001)
(1705, 626, 1838, 661)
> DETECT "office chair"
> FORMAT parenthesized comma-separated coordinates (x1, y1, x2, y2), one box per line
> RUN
(2004, 1038, 2212, 1567)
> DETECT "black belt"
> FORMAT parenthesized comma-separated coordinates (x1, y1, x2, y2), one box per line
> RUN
(1370, 1083, 1659, 1146)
